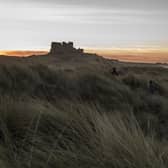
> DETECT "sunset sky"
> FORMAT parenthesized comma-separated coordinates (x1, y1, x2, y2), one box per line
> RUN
(0, 0, 168, 62)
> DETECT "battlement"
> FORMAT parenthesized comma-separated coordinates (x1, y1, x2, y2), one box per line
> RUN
(49, 41, 84, 55)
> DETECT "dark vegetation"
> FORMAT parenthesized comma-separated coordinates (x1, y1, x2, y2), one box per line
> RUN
(0, 61, 168, 167)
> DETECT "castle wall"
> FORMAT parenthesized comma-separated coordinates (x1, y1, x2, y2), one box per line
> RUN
(49, 42, 83, 55)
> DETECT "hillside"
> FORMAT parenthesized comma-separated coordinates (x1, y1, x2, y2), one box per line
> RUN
(0, 42, 168, 168)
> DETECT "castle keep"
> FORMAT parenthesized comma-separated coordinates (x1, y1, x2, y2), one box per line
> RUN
(49, 42, 84, 55)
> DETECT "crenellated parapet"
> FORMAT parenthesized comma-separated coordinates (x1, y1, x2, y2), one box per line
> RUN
(49, 41, 84, 55)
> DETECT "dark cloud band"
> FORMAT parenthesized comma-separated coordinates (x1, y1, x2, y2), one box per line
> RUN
(6, 0, 168, 9)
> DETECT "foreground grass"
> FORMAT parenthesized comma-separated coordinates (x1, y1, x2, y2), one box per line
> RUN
(0, 98, 168, 168)
(0, 62, 167, 167)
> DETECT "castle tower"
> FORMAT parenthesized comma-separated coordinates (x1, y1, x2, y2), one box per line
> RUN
(50, 42, 63, 54)
(49, 41, 84, 55)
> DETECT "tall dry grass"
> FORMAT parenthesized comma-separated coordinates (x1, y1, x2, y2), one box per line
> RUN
(0, 99, 168, 167)
(0, 61, 167, 167)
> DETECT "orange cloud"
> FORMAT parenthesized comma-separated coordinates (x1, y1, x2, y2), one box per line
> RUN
(0, 50, 48, 57)
(0, 48, 168, 63)
(85, 48, 168, 63)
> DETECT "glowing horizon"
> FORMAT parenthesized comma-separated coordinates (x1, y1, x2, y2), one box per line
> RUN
(0, 46, 168, 63)
(0, 50, 48, 57)
(85, 47, 168, 63)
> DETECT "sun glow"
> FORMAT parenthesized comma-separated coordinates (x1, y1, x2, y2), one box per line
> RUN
(84, 47, 168, 63)
(0, 47, 168, 63)
(0, 50, 48, 57)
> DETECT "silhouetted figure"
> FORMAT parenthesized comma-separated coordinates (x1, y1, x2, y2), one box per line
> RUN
(111, 67, 119, 76)
(149, 80, 158, 94)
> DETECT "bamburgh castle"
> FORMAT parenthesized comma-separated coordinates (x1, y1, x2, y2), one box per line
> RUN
(49, 41, 84, 55)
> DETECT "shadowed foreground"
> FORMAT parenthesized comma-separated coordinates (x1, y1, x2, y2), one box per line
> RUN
(0, 57, 167, 167)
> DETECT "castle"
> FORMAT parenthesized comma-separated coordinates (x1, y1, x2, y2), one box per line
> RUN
(49, 41, 84, 55)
